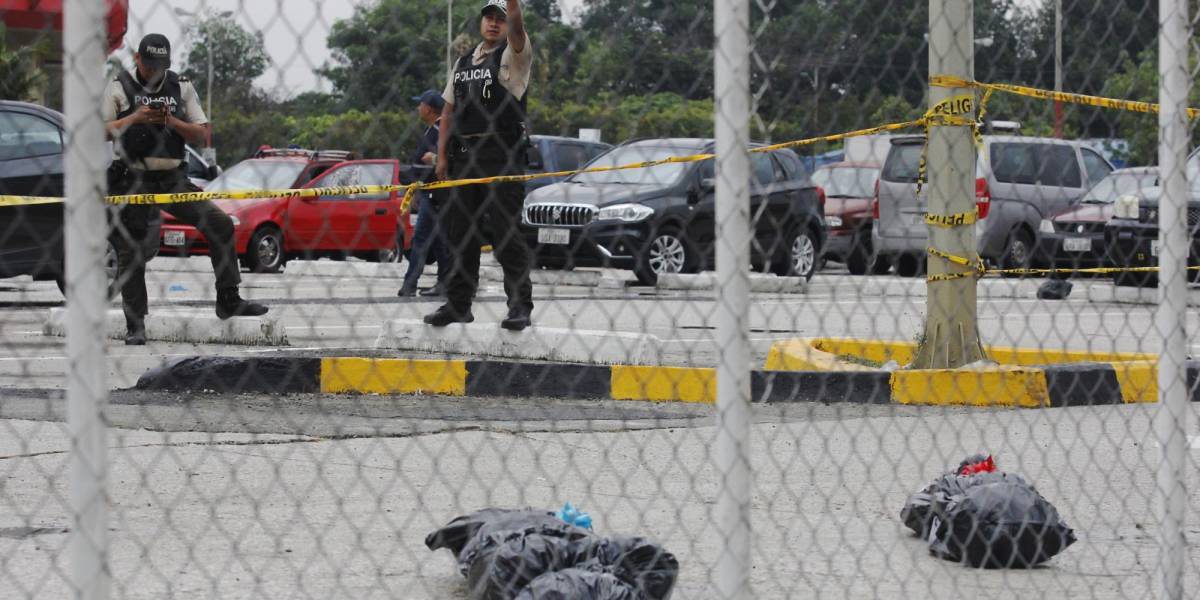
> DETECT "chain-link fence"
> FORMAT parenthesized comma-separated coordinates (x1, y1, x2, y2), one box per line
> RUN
(1, 0, 1198, 597)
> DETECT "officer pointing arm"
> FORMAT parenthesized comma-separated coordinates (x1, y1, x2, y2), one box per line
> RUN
(435, 0, 524, 182)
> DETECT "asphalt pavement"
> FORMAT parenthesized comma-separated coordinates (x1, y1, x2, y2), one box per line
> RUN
(2, 257, 1198, 598)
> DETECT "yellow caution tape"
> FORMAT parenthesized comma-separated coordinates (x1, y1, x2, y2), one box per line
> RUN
(928, 270, 978, 282)
(924, 209, 978, 227)
(931, 75, 1200, 120)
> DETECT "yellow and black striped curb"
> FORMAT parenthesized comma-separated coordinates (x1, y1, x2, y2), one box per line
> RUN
(134, 355, 1200, 408)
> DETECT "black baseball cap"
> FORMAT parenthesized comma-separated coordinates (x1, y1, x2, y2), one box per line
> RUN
(137, 34, 172, 68)
(480, 0, 507, 17)
(412, 90, 446, 111)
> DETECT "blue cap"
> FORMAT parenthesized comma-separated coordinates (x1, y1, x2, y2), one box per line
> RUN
(412, 90, 446, 111)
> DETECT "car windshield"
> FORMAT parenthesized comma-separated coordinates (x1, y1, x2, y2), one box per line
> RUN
(203, 160, 307, 193)
(1080, 170, 1159, 203)
(812, 166, 878, 197)
(571, 144, 698, 186)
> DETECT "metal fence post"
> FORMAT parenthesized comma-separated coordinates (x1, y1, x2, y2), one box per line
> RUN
(1156, 0, 1190, 598)
(64, 0, 110, 598)
(714, 0, 751, 597)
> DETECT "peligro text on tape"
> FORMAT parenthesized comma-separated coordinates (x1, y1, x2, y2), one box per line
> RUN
(925, 209, 978, 227)
(930, 74, 1200, 120)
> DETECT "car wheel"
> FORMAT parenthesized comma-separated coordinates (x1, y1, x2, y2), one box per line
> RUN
(772, 227, 819, 281)
(57, 241, 119, 299)
(242, 227, 285, 273)
(634, 226, 692, 286)
(871, 253, 892, 275)
(372, 235, 404, 264)
(1000, 229, 1034, 276)
(895, 253, 924, 278)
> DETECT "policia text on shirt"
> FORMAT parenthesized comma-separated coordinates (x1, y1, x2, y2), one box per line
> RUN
(424, 0, 535, 332)
(102, 34, 267, 346)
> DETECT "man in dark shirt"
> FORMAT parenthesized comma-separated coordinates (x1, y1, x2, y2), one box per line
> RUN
(399, 90, 450, 296)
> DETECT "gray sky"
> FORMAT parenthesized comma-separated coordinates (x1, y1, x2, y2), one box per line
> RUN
(126, 0, 1036, 97)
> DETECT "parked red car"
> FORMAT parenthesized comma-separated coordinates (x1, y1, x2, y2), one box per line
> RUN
(812, 162, 885, 275)
(160, 148, 412, 273)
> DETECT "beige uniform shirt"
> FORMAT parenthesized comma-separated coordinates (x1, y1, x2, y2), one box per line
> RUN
(102, 72, 208, 171)
(442, 31, 533, 105)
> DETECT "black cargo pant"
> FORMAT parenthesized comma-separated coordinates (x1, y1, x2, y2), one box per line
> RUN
(110, 164, 241, 317)
(441, 142, 533, 315)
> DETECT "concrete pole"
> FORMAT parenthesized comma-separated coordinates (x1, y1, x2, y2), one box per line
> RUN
(1155, 1, 1190, 597)
(64, 0, 110, 598)
(713, 0, 752, 597)
(912, 0, 985, 368)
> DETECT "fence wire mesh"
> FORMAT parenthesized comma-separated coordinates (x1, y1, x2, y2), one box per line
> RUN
(1, 0, 1199, 598)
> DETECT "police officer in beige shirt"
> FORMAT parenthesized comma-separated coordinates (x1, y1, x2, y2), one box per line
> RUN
(424, 0, 535, 331)
(103, 34, 266, 345)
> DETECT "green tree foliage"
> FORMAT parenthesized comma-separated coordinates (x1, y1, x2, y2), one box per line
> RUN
(1100, 48, 1200, 165)
(180, 13, 270, 111)
(0, 28, 48, 102)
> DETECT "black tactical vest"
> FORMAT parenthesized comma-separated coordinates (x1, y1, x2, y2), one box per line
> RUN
(115, 70, 187, 164)
(451, 41, 527, 146)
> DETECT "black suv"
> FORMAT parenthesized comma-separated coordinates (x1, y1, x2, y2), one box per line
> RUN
(1105, 148, 1200, 287)
(522, 138, 825, 284)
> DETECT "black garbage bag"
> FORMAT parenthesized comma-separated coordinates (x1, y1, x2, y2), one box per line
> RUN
(570, 536, 679, 600)
(901, 454, 1000, 537)
(900, 455, 1076, 568)
(426, 508, 593, 575)
(929, 477, 1077, 568)
(513, 569, 641, 600)
(468, 532, 679, 600)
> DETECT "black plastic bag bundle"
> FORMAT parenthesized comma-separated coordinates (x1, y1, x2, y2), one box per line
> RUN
(900, 455, 1076, 568)
(427, 508, 679, 600)
(514, 570, 641, 600)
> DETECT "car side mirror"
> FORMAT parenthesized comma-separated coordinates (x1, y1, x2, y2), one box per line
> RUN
(206, 165, 221, 180)
(528, 158, 544, 171)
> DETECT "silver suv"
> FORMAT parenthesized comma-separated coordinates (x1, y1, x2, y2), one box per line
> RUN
(873, 135, 1114, 276)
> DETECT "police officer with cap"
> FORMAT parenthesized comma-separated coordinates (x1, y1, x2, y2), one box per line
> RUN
(424, 0, 534, 330)
(103, 34, 266, 345)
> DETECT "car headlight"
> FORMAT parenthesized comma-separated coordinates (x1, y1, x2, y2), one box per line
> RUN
(826, 216, 844, 228)
(1113, 195, 1139, 219)
(229, 215, 241, 227)
(1039, 219, 1055, 234)
(596, 203, 654, 222)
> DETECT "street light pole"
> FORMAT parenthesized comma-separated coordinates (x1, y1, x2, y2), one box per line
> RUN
(1053, 0, 1063, 138)
(447, 0, 453, 75)
(174, 7, 233, 163)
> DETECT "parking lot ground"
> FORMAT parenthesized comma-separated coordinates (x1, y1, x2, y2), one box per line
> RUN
(0, 389, 1197, 599)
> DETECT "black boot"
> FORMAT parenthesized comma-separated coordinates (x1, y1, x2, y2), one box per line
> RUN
(500, 307, 532, 331)
(216, 287, 268, 320)
(124, 307, 146, 346)
(423, 304, 474, 327)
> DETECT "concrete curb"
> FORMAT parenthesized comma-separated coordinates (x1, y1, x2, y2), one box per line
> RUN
(43, 308, 288, 346)
(133, 354, 1198, 407)
(766, 337, 1167, 407)
(656, 272, 808, 293)
(135, 355, 892, 403)
(479, 266, 634, 288)
(1081, 282, 1200, 307)
(374, 319, 663, 365)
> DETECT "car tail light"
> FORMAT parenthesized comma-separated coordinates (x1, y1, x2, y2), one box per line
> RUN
(976, 177, 991, 219)
(872, 180, 880, 219)
(816, 185, 826, 213)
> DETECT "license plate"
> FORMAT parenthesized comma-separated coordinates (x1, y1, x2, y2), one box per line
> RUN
(537, 227, 570, 245)
(1063, 237, 1091, 252)
(1151, 240, 1160, 256)
(164, 230, 185, 246)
